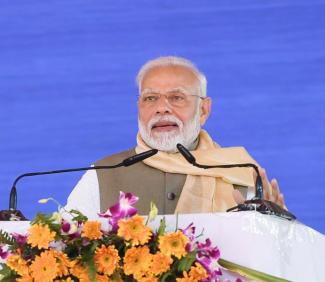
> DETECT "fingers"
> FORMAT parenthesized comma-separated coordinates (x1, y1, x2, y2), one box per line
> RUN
(271, 178, 285, 208)
(259, 168, 271, 200)
(232, 189, 245, 205)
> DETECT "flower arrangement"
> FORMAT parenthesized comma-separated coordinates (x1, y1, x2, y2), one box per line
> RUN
(0, 192, 238, 282)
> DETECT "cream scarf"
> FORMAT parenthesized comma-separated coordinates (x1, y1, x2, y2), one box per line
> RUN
(135, 130, 258, 213)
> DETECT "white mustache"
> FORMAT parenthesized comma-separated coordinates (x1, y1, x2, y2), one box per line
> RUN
(148, 115, 183, 131)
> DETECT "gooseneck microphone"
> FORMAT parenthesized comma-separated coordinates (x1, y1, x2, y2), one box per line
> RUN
(1, 149, 158, 221)
(176, 143, 296, 220)
(177, 143, 263, 199)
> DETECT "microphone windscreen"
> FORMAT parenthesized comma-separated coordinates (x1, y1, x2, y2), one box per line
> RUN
(177, 143, 196, 164)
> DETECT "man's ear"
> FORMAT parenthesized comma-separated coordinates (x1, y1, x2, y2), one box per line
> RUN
(199, 97, 212, 126)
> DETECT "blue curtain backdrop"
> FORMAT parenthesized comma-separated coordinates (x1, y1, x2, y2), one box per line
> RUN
(0, 1, 324, 233)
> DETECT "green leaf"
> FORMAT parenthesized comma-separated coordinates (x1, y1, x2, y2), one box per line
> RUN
(31, 212, 61, 234)
(146, 201, 158, 224)
(160, 271, 176, 282)
(157, 217, 166, 236)
(0, 263, 17, 281)
(177, 251, 196, 272)
(0, 230, 16, 247)
(69, 209, 88, 223)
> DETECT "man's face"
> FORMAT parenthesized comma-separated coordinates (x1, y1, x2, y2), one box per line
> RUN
(138, 65, 211, 152)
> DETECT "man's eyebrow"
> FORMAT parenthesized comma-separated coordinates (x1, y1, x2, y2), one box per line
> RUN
(166, 87, 189, 95)
(141, 88, 160, 95)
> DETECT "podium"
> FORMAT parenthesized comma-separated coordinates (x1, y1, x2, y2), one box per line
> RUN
(1, 211, 325, 281)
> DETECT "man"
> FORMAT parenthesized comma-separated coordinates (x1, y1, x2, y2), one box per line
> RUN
(66, 56, 285, 218)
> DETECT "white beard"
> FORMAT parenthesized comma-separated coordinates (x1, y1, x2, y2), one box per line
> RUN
(138, 110, 201, 153)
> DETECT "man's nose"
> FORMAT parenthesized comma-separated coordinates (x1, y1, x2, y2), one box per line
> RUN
(155, 95, 172, 114)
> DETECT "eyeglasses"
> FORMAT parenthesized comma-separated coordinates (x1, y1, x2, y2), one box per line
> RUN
(139, 90, 204, 108)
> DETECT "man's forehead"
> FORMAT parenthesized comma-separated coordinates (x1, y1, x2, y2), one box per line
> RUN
(141, 87, 191, 95)
(140, 65, 200, 89)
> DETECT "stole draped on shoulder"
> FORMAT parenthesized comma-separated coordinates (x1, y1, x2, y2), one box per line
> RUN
(135, 130, 260, 213)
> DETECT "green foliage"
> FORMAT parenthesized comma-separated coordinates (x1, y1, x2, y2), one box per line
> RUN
(69, 209, 88, 223)
(31, 212, 61, 234)
(177, 251, 197, 272)
(160, 271, 176, 282)
(157, 217, 166, 236)
(0, 231, 16, 247)
(0, 263, 17, 282)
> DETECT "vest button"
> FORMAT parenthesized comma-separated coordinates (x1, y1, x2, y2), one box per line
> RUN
(167, 192, 176, 200)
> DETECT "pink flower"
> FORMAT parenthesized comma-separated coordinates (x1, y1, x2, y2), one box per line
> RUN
(11, 233, 27, 246)
(199, 255, 222, 278)
(196, 238, 223, 280)
(181, 223, 197, 252)
(182, 222, 196, 241)
(0, 244, 9, 259)
(99, 191, 138, 231)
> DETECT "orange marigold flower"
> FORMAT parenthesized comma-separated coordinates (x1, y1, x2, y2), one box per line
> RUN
(189, 263, 208, 280)
(82, 220, 102, 239)
(30, 250, 59, 282)
(27, 223, 56, 249)
(17, 275, 33, 282)
(54, 278, 74, 282)
(96, 273, 109, 282)
(176, 272, 195, 282)
(6, 254, 29, 276)
(137, 277, 159, 282)
(123, 246, 152, 277)
(94, 245, 120, 275)
(159, 231, 189, 259)
(52, 250, 74, 277)
(150, 252, 172, 275)
(70, 262, 90, 282)
(117, 215, 152, 246)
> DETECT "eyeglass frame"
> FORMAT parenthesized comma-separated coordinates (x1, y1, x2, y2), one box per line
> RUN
(138, 87, 205, 108)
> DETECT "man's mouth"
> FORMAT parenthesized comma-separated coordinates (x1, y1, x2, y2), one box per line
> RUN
(151, 121, 179, 132)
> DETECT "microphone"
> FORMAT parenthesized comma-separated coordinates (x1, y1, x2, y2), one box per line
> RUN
(0, 149, 158, 221)
(123, 149, 158, 166)
(177, 144, 263, 198)
(176, 143, 296, 220)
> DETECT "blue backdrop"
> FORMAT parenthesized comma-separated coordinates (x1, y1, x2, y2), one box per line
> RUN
(0, 1, 324, 233)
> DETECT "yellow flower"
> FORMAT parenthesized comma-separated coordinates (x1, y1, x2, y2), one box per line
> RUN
(138, 277, 159, 282)
(123, 246, 152, 277)
(30, 250, 59, 282)
(6, 254, 29, 276)
(70, 262, 90, 282)
(17, 275, 33, 282)
(52, 250, 75, 277)
(189, 263, 208, 281)
(27, 223, 56, 249)
(159, 231, 189, 259)
(117, 215, 152, 246)
(82, 220, 102, 240)
(150, 252, 172, 275)
(96, 273, 109, 282)
(176, 275, 194, 282)
(94, 245, 120, 275)
(54, 278, 74, 282)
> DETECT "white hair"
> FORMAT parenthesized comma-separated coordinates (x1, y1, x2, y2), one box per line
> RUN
(136, 56, 207, 97)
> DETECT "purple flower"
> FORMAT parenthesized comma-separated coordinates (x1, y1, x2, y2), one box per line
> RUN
(198, 255, 223, 278)
(197, 238, 220, 259)
(182, 223, 196, 241)
(99, 191, 138, 231)
(0, 245, 9, 259)
(181, 223, 197, 252)
(11, 233, 27, 246)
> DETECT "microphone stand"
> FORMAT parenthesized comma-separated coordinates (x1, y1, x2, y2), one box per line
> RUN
(0, 149, 158, 221)
(176, 144, 296, 221)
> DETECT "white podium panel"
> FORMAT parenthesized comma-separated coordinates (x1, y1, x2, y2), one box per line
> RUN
(1, 211, 324, 281)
